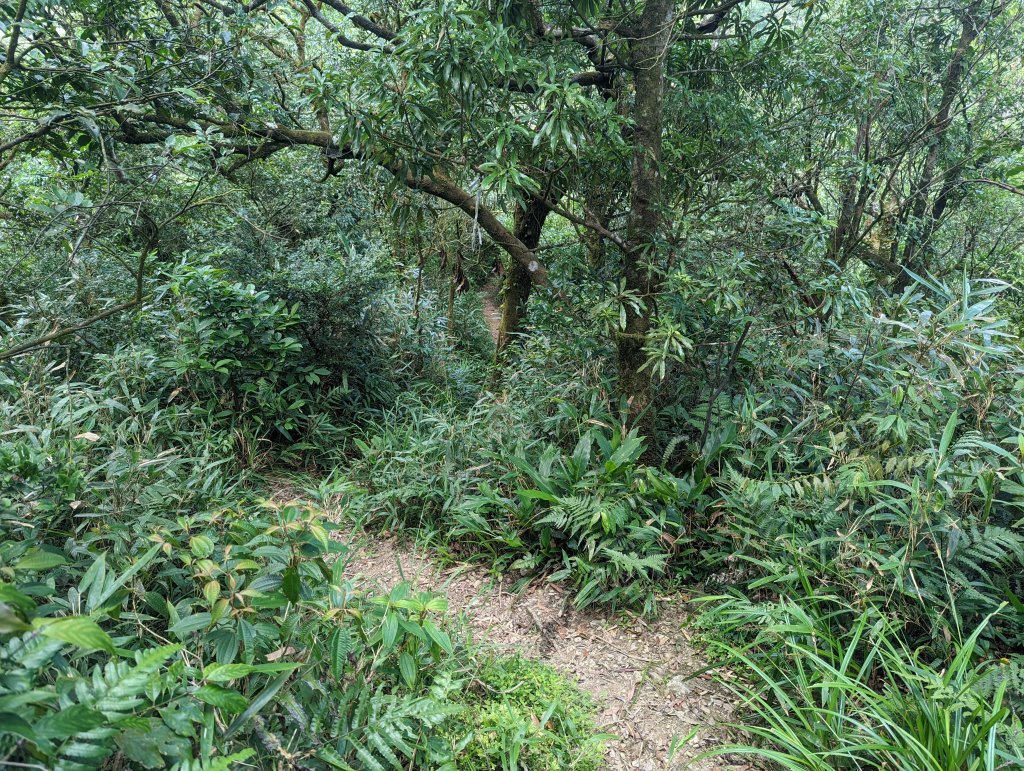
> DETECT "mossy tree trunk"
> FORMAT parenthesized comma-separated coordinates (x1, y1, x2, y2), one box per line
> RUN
(616, 0, 675, 449)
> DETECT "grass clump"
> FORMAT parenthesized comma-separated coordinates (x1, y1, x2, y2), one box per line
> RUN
(452, 654, 607, 770)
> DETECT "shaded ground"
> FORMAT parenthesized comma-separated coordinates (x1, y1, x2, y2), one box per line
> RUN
(335, 530, 742, 770)
(481, 280, 503, 344)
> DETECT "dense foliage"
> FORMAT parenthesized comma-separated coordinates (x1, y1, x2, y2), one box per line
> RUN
(3, 0, 1024, 767)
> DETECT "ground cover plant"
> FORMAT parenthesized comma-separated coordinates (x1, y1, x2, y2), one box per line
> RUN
(3, 0, 1024, 766)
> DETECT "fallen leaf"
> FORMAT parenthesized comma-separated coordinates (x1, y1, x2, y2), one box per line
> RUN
(266, 646, 297, 661)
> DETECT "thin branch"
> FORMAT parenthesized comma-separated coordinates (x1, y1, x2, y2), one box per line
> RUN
(538, 197, 628, 251)
(961, 177, 1024, 197)
(0, 0, 29, 86)
(0, 234, 154, 362)
(317, 0, 397, 41)
(300, 0, 391, 52)
(698, 319, 752, 448)
(0, 300, 141, 362)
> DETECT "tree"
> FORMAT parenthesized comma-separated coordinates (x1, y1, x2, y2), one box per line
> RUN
(10, 0, 1018, 456)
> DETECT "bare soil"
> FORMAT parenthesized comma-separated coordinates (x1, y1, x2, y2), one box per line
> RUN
(481, 281, 503, 344)
(334, 530, 743, 770)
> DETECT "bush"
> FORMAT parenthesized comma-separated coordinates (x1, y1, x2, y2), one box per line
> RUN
(0, 499, 464, 769)
(1, 254, 605, 769)
(0, 489, 605, 770)
(350, 380, 706, 612)
(454, 427, 704, 611)
(701, 276, 1024, 653)
(237, 236, 401, 411)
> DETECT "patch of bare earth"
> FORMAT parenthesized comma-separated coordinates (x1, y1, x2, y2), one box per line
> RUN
(481, 281, 503, 345)
(337, 531, 743, 771)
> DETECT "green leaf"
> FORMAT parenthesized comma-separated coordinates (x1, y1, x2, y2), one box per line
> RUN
(282, 567, 301, 603)
(203, 662, 300, 682)
(88, 543, 161, 613)
(398, 652, 418, 688)
(422, 620, 453, 655)
(194, 684, 248, 713)
(316, 745, 354, 769)
(169, 612, 213, 638)
(116, 723, 191, 769)
(0, 603, 31, 633)
(517, 488, 558, 502)
(223, 670, 293, 739)
(203, 663, 255, 682)
(15, 549, 67, 571)
(0, 712, 38, 742)
(329, 627, 352, 679)
(36, 616, 115, 653)
(35, 705, 106, 739)
(190, 535, 215, 558)
(0, 581, 36, 614)
(938, 410, 958, 460)
(381, 613, 399, 651)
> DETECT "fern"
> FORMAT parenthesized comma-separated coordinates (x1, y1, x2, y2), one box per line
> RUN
(44, 645, 182, 770)
(941, 525, 1024, 626)
(330, 686, 456, 770)
(169, 749, 255, 771)
(84, 644, 181, 718)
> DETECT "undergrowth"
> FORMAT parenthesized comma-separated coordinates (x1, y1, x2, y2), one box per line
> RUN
(0, 261, 603, 770)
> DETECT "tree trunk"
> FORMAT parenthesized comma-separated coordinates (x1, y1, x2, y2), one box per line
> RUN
(897, 0, 985, 285)
(495, 196, 550, 355)
(617, 0, 675, 446)
(827, 116, 871, 269)
(582, 180, 616, 268)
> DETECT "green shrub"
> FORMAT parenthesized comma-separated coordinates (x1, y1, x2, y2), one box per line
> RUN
(0, 499, 463, 769)
(457, 427, 704, 611)
(152, 263, 345, 451)
(351, 389, 705, 612)
(702, 276, 1024, 653)
(236, 236, 402, 411)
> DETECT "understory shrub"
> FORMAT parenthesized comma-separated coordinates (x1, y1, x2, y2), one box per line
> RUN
(0, 259, 603, 769)
(0, 499, 467, 769)
(0, 494, 605, 770)
(232, 235, 402, 412)
(453, 654, 606, 770)
(700, 276, 1024, 654)
(348, 382, 707, 612)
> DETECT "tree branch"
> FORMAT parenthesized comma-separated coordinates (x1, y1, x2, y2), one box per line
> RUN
(0, 225, 156, 361)
(0, 0, 29, 87)
(121, 112, 549, 283)
(961, 177, 1024, 197)
(317, 0, 397, 42)
(0, 300, 143, 362)
(300, 0, 392, 52)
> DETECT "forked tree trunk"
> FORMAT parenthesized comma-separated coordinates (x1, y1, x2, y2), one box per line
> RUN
(617, 0, 675, 447)
(495, 196, 550, 355)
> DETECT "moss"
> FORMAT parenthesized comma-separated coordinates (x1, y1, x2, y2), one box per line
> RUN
(451, 654, 606, 770)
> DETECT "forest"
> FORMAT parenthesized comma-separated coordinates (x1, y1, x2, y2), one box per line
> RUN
(2, 0, 1024, 767)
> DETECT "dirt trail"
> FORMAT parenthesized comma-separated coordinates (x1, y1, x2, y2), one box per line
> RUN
(481, 280, 503, 344)
(336, 531, 741, 770)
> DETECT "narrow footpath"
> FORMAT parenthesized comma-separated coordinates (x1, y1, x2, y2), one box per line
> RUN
(337, 531, 742, 770)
